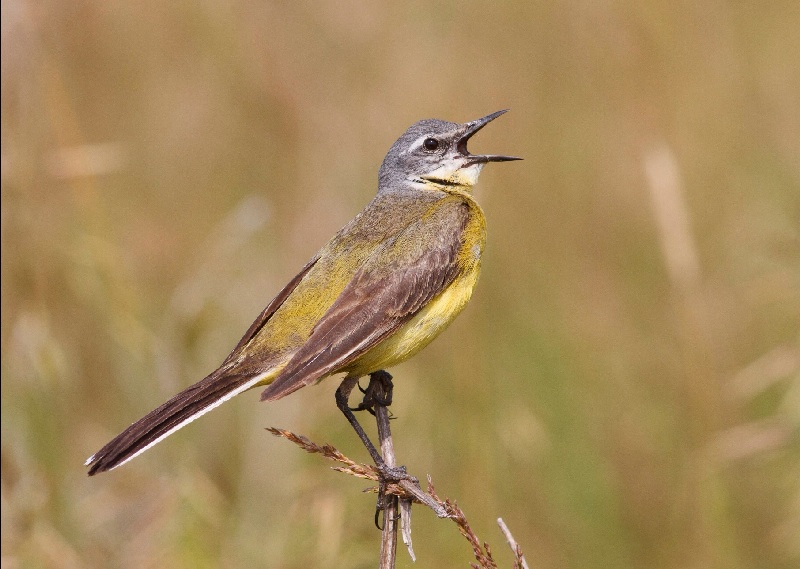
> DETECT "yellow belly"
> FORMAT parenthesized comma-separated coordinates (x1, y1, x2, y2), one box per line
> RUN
(342, 264, 481, 377)
(343, 190, 486, 378)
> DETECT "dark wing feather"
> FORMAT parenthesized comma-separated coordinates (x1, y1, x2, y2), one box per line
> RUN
(261, 199, 470, 401)
(225, 255, 320, 360)
(86, 369, 254, 475)
(86, 256, 320, 475)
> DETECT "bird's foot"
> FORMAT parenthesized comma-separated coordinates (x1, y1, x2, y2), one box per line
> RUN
(376, 461, 416, 485)
(350, 370, 394, 415)
(374, 462, 417, 529)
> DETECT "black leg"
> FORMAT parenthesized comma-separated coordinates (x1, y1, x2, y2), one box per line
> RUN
(335, 375, 384, 465)
(334, 372, 416, 481)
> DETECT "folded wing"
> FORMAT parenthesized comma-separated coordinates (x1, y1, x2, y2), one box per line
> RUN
(261, 198, 470, 400)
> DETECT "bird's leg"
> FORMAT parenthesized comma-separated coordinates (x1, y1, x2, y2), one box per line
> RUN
(335, 372, 417, 528)
(335, 375, 383, 465)
(335, 372, 411, 480)
(365, 370, 401, 531)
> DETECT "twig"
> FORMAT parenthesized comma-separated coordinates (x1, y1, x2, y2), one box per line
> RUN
(373, 378, 400, 568)
(265, 427, 377, 479)
(497, 518, 530, 569)
(267, 428, 528, 568)
(427, 478, 497, 569)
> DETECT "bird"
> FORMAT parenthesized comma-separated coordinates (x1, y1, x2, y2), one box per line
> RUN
(85, 110, 520, 477)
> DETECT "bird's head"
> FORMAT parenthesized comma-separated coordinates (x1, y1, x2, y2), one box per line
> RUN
(379, 110, 521, 192)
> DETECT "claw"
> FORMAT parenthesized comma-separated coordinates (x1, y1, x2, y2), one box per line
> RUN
(350, 371, 394, 415)
(335, 371, 412, 532)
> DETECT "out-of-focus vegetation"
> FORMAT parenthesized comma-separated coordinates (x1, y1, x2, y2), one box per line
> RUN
(2, 1, 799, 568)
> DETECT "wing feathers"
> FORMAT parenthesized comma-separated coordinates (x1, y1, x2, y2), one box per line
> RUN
(85, 258, 320, 475)
(261, 199, 470, 400)
(86, 369, 263, 475)
(226, 256, 319, 359)
(86, 196, 473, 473)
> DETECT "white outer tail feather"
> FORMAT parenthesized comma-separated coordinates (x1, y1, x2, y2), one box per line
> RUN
(85, 372, 268, 471)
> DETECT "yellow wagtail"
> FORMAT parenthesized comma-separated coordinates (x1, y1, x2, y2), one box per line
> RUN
(86, 110, 520, 477)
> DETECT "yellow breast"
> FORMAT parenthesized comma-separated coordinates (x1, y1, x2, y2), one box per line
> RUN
(344, 195, 486, 377)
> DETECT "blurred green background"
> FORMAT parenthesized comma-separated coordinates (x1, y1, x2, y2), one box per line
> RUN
(2, 1, 799, 568)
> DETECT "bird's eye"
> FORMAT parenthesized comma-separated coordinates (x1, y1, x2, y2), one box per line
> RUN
(423, 137, 439, 151)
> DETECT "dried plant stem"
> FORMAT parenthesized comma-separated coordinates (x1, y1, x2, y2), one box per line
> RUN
(268, 427, 529, 568)
(497, 518, 530, 569)
(426, 478, 497, 569)
(373, 379, 399, 568)
(267, 391, 529, 569)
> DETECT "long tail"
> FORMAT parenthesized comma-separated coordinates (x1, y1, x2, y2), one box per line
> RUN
(85, 369, 264, 476)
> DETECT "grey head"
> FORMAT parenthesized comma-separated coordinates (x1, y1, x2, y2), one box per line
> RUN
(378, 110, 521, 192)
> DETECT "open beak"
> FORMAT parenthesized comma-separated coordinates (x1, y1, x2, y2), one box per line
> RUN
(457, 109, 523, 165)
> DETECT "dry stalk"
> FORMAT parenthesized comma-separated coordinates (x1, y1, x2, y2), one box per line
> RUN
(267, 427, 529, 568)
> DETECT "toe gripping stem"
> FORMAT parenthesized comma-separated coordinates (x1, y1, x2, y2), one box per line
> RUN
(335, 371, 415, 529)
